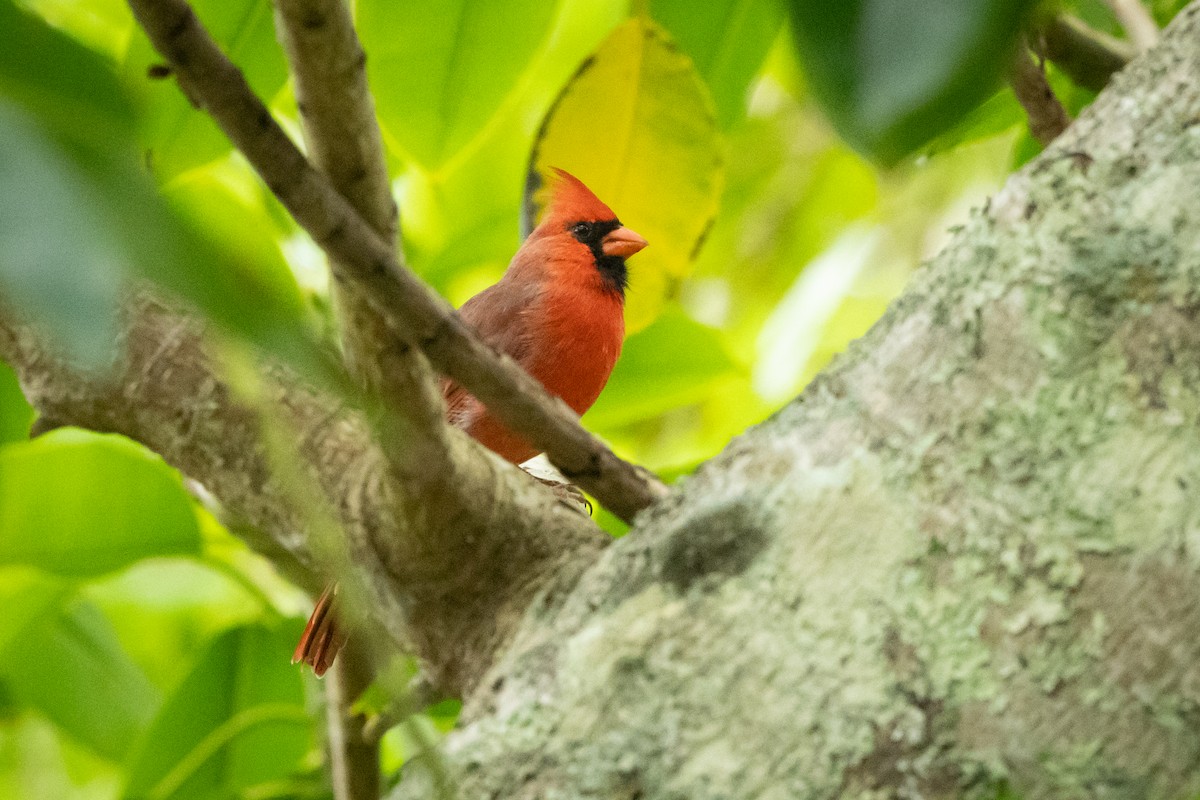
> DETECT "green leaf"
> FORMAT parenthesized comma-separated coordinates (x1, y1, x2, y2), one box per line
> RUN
(0, 361, 33, 444)
(1, 598, 159, 761)
(786, 0, 1039, 164)
(922, 87, 1024, 156)
(527, 17, 725, 332)
(2, 5, 331, 383)
(123, 0, 288, 179)
(1150, 0, 1191, 25)
(0, 429, 201, 577)
(19, 0, 133, 62)
(0, 568, 68, 659)
(649, 0, 785, 128)
(123, 623, 311, 800)
(586, 310, 738, 429)
(0, 0, 135, 158)
(360, 0, 560, 170)
(0, 100, 125, 365)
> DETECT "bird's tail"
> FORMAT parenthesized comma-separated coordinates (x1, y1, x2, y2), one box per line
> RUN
(292, 583, 345, 677)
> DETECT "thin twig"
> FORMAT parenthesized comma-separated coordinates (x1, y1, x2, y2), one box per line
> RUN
(125, 0, 668, 523)
(1104, 0, 1159, 51)
(1009, 41, 1073, 147)
(324, 643, 380, 800)
(1035, 14, 1135, 93)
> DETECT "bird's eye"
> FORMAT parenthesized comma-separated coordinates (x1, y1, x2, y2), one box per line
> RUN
(571, 222, 592, 238)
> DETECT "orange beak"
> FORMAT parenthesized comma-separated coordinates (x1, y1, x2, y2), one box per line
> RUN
(601, 226, 648, 258)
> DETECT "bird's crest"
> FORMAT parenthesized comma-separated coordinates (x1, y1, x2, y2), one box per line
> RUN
(544, 168, 618, 225)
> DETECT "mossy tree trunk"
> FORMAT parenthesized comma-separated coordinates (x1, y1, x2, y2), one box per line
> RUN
(395, 7, 1200, 799)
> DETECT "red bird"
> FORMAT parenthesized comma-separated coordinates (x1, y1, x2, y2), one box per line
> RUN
(294, 169, 647, 675)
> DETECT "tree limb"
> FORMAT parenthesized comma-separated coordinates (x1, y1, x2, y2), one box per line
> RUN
(0, 295, 609, 696)
(124, 0, 668, 524)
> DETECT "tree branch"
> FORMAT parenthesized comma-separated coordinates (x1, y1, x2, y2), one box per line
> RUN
(124, 0, 668, 524)
(324, 642, 380, 800)
(1105, 0, 1160, 51)
(1009, 41, 1072, 146)
(273, 0, 435, 426)
(0, 296, 609, 695)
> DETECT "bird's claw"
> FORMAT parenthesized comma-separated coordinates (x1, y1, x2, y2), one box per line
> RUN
(529, 474, 592, 516)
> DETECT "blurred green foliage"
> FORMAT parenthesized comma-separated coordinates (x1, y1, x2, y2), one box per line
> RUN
(0, 0, 1181, 796)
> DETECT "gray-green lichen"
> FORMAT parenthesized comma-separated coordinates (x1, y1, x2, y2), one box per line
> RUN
(393, 5, 1200, 799)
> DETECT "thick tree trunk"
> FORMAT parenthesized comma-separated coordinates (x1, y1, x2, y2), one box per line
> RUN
(394, 7, 1200, 799)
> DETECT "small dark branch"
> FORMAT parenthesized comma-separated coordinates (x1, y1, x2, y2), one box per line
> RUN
(125, 0, 667, 523)
(1035, 14, 1135, 93)
(1009, 42, 1073, 146)
(324, 643, 380, 800)
(1104, 0, 1159, 51)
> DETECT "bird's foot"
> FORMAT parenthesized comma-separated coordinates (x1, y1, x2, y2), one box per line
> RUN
(530, 474, 592, 516)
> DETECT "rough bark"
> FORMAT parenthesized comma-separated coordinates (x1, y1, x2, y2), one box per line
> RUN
(0, 297, 607, 696)
(390, 6, 1200, 799)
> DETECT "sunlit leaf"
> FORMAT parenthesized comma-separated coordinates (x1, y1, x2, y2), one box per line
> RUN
(0, 568, 67, 659)
(922, 88, 1023, 156)
(587, 310, 738, 429)
(0, 429, 201, 577)
(1, 598, 159, 761)
(786, 0, 1039, 164)
(123, 623, 311, 800)
(0, 100, 124, 365)
(160, 161, 300, 323)
(123, 0, 288, 179)
(1150, 0, 1191, 25)
(755, 227, 883, 400)
(0, 0, 135, 157)
(0, 7, 323, 380)
(527, 17, 725, 332)
(360, 0, 560, 169)
(398, 0, 628, 291)
(649, 0, 785, 128)
(20, 0, 133, 62)
(0, 360, 33, 445)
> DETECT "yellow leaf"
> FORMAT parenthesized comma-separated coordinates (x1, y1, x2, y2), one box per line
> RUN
(528, 17, 725, 332)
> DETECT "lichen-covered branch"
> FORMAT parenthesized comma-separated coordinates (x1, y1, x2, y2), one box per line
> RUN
(392, 5, 1200, 799)
(124, 0, 668, 523)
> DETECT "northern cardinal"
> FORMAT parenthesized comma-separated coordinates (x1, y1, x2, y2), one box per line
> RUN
(294, 169, 647, 675)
